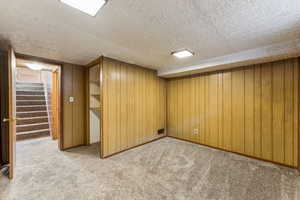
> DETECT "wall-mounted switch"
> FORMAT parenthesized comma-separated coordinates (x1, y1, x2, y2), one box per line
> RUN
(69, 96, 75, 103)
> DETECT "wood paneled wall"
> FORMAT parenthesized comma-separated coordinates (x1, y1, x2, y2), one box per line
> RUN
(62, 64, 86, 149)
(101, 57, 166, 157)
(167, 58, 299, 167)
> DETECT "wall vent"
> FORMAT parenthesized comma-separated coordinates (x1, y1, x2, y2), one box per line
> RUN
(157, 128, 165, 135)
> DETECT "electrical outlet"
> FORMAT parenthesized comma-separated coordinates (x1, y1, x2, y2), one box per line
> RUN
(193, 128, 199, 135)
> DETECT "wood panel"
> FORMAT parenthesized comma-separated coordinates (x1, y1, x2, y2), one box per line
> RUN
(62, 64, 86, 149)
(167, 58, 299, 167)
(51, 71, 60, 140)
(101, 57, 167, 157)
(72, 67, 86, 146)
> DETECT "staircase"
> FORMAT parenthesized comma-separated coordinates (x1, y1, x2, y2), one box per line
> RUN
(16, 82, 50, 140)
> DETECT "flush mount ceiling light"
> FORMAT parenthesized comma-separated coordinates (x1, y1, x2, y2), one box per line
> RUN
(25, 63, 44, 71)
(60, 0, 107, 16)
(171, 49, 194, 58)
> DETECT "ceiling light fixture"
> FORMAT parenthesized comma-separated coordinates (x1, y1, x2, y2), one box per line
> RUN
(60, 0, 107, 16)
(25, 63, 44, 71)
(171, 49, 194, 58)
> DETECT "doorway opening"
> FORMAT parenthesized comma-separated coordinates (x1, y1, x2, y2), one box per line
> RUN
(15, 58, 61, 145)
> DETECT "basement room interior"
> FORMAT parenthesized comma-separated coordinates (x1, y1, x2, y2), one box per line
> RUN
(1, 1, 300, 200)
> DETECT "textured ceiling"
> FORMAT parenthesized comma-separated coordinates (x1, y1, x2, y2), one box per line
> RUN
(1, 0, 300, 74)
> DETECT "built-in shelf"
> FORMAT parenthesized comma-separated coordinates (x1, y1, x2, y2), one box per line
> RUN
(91, 94, 100, 101)
(90, 80, 100, 85)
(89, 64, 101, 144)
(90, 107, 101, 111)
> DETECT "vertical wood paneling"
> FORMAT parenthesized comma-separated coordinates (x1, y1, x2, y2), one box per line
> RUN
(167, 80, 173, 136)
(217, 73, 223, 148)
(293, 60, 299, 167)
(208, 73, 219, 147)
(136, 68, 142, 145)
(166, 58, 299, 167)
(120, 64, 128, 149)
(284, 61, 294, 166)
(182, 77, 190, 140)
(272, 61, 285, 163)
(232, 69, 245, 153)
(62, 64, 73, 149)
(190, 76, 197, 142)
(245, 67, 254, 156)
(222, 71, 232, 150)
(173, 80, 178, 138)
(101, 57, 166, 157)
(116, 62, 122, 152)
(62, 64, 86, 150)
(72, 67, 86, 146)
(254, 65, 262, 157)
(204, 75, 210, 144)
(177, 79, 184, 139)
(261, 63, 273, 160)
(198, 76, 205, 143)
(141, 69, 147, 143)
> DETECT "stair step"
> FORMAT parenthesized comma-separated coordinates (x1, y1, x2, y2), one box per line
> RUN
(17, 123, 49, 133)
(16, 129, 50, 141)
(16, 82, 43, 86)
(17, 122, 49, 127)
(16, 100, 46, 106)
(17, 117, 49, 125)
(16, 86, 44, 91)
(16, 91, 44, 96)
(17, 111, 48, 118)
(16, 95, 45, 101)
(16, 105, 47, 112)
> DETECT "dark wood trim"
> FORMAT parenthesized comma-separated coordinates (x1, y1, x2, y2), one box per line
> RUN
(86, 56, 102, 68)
(61, 144, 87, 151)
(99, 56, 104, 158)
(59, 64, 68, 150)
(102, 136, 166, 159)
(58, 65, 65, 151)
(168, 136, 297, 169)
(85, 68, 90, 145)
(165, 77, 169, 136)
(298, 57, 300, 173)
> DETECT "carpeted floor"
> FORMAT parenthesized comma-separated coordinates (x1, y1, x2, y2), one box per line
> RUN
(0, 137, 300, 200)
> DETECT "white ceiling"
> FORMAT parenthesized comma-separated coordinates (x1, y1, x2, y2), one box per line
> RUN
(1, 0, 300, 76)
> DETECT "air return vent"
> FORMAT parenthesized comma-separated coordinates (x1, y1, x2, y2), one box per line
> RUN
(157, 128, 165, 135)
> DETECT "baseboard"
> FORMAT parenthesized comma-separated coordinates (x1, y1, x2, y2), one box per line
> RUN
(168, 136, 297, 169)
(102, 135, 167, 159)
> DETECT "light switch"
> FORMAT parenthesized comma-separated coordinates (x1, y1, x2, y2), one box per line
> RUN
(69, 96, 75, 102)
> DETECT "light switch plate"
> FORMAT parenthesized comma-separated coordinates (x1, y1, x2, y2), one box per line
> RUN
(69, 96, 75, 102)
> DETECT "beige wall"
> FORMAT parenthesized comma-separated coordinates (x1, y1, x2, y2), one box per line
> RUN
(16, 67, 42, 83)
(101, 57, 167, 157)
(167, 58, 299, 167)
